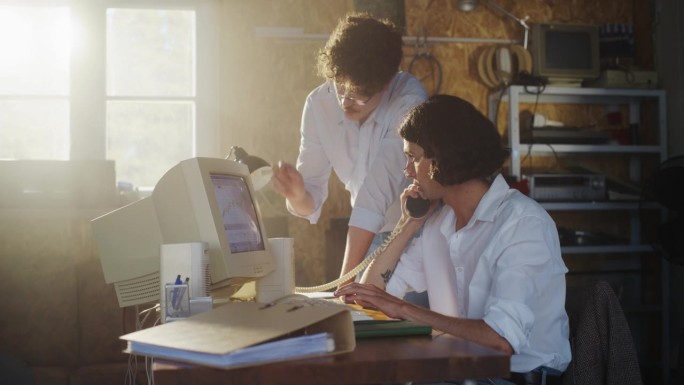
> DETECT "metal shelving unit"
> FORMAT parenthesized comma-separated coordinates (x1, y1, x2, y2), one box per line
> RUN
(490, 85, 667, 178)
(490, 85, 670, 383)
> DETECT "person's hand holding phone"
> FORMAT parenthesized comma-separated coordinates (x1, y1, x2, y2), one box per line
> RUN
(401, 183, 435, 220)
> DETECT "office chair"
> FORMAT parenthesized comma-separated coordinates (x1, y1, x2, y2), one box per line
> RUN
(562, 280, 642, 385)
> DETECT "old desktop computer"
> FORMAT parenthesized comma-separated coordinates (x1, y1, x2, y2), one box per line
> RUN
(92, 157, 276, 309)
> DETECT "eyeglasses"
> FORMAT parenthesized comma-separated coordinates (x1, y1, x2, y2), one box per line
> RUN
(329, 82, 372, 106)
(403, 152, 425, 173)
(405, 150, 425, 163)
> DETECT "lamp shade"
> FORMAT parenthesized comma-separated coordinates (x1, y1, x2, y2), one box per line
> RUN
(231, 146, 273, 191)
(232, 146, 269, 173)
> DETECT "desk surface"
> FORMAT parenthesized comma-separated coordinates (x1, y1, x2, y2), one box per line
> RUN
(153, 332, 510, 385)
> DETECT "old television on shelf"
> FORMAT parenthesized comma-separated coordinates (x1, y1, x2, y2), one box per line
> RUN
(92, 157, 275, 307)
(529, 23, 600, 85)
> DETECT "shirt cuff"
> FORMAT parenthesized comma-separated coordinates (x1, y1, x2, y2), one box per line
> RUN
(483, 298, 535, 354)
(285, 199, 322, 224)
(385, 279, 403, 298)
(348, 206, 385, 233)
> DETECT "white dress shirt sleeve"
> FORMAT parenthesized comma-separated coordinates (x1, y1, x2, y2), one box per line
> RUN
(385, 244, 427, 298)
(482, 214, 567, 355)
(348, 77, 427, 233)
(289, 91, 332, 224)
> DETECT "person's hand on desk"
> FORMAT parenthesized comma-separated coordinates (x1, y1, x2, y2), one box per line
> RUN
(334, 283, 409, 320)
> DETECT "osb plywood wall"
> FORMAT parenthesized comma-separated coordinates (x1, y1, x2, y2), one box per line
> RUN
(219, 0, 642, 286)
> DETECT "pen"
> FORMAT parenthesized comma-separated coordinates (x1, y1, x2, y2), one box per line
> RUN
(173, 277, 189, 311)
(171, 274, 182, 310)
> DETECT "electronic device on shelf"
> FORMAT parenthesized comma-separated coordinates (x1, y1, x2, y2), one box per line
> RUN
(522, 127, 612, 145)
(92, 157, 275, 308)
(528, 23, 600, 86)
(557, 227, 626, 247)
(528, 173, 607, 201)
(518, 111, 611, 145)
(584, 69, 658, 89)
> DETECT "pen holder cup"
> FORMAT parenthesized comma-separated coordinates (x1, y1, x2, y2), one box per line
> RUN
(165, 283, 191, 321)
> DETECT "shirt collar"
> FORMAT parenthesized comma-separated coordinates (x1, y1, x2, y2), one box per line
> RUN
(438, 205, 456, 238)
(436, 174, 509, 236)
(471, 174, 509, 224)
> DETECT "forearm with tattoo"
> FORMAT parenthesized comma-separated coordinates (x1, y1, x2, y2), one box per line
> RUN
(380, 269, 393, 284)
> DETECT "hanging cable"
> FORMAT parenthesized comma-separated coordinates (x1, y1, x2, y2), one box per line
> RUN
(407, 29, 443, 95)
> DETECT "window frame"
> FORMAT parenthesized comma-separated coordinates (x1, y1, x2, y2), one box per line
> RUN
(1, 0, 220, 184)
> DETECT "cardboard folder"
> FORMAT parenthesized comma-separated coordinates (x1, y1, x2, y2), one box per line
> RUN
(121, 301, 355, 369)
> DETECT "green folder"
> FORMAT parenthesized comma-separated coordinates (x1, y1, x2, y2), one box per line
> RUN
(353, 320, 432, 339)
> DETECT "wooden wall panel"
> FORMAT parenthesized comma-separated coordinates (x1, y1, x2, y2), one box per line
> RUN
(219, 0, 640, 286)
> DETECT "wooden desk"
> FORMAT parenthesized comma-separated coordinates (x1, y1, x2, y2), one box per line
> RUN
(153, 332, 510, 385)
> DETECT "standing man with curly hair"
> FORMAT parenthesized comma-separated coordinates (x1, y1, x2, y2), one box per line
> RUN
(272, 13, 428, 292)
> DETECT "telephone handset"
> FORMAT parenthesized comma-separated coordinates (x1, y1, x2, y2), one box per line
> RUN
(405, 195, 430, 219)
(293, 197, 430, 293)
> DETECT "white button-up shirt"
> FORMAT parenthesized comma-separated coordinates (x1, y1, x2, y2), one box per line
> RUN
(387, 175, 572, 372)
(292, 72, 427, 233)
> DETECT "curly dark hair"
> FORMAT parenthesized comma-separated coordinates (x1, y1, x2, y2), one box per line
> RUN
(399, 95, 509, 186)
(317, 13, 403, 96)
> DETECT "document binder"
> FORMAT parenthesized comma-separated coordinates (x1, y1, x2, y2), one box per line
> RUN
(121, 301, 355, 369)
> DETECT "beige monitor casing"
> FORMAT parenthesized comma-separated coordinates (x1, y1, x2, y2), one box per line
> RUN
(92, 157, 275, 308)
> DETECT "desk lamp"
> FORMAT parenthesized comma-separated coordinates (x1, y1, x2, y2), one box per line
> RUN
(228, 146, 273, 191)
(456, 0, 531, 48)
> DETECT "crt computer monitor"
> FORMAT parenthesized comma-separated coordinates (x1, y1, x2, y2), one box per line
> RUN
(92, 157, 275, 307)
(529, 23, 600, 84)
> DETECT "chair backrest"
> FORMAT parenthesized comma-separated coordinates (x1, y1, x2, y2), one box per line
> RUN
(561, 280, 642, 385)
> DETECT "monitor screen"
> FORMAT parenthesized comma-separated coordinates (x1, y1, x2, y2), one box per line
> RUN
(530, 23, 600, 84)
(544, 30, 593, 71)
(210, 174, 265, 254)
(92, 157, 275, 308)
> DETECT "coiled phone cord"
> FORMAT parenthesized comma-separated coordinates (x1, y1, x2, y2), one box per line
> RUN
(293, 221, 405, 293)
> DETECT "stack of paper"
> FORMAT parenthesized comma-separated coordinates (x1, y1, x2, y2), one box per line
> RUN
(127, 331, 334, 368)
(121, 301, 355, 369)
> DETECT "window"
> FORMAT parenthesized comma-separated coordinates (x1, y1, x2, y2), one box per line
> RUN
(0, 3, 70, 159)
(106, 7, 196, 188)
(0, 0, 219, 190)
